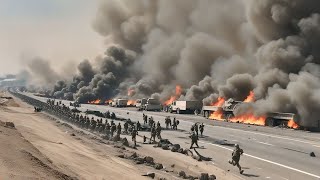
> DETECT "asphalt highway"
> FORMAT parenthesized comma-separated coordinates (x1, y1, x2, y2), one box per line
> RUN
(25, 93, 320, 180)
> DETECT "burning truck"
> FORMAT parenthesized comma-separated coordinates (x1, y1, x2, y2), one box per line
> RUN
(201, 98, 303, 129)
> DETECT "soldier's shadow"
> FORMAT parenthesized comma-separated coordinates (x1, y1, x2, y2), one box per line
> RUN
(242, 173, 259, 177)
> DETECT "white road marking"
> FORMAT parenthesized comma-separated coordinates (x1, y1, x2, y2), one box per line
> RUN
(213, 126, 320, 146)
(199, 141, 320, 179)
(256, 141, 274, 146)
(312, 145, 320, 148)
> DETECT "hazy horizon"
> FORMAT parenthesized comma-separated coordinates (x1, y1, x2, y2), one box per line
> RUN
(0, 0, 104, 76)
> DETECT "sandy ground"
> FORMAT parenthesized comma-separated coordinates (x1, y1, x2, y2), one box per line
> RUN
(0, 92, 239, 180)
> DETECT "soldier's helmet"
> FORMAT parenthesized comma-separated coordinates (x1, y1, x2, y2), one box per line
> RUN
(234, 144, 239, 148)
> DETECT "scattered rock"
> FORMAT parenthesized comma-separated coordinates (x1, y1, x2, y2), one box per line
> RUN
(117, 154, 125, 158)
(188, 175, 196, 180)
(199, 173, 209, 180)
(162, 144, 170, 150)
(178, 148, 184, 153)
(112, 134, 121, 142)
(171, 164, 175, 168)
(193, 155, 202, 161)
(142, 172, 155, 179)
(171, 144, 180, 152)
(179, 171, 187, 178)
(121, 137, 129, 146)
(56, 120, 60, 123)
(70, 133, 76, 136)
(135, 157, 145, 164)
(209, 174, 216, 180)
(154, 163, 163, 170)
(130, 152, 138, 158)
(144, 156, 154, 164)
(4, 122, 15, 129)
(310, 152, 316, 157)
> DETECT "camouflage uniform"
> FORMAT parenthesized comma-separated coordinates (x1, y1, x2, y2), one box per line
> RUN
(229, 144, 244, 174)
(189, 132, 199, 149)
(131, 129, 137, 147)
(199, 123, 204, 136)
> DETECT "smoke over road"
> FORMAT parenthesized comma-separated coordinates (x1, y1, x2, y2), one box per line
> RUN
(25, 0, 320, 127)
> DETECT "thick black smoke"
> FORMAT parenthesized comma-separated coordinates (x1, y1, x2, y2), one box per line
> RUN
(29, 0, 320, 128)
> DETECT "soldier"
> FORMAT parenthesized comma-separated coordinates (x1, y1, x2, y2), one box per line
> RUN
(229, 144, 244, 174)
(150, 125, 156, 143)
(156, 121, 161, 128)
(143, 114, 148, 124)
(172, 118, 177, 130)
(189, 132, 199, 149)
(165, 116, 170, 129)
(199, 123, 204, 136)
(111, 123, 116, 137)
(117, 123, 122, 135)
(124, 121, 129, 133)
(131, 129, 137, 147)
(156, 124, 162, 140)
(105, 122, 111, 138)
(194, 123, 199, 136)
(137, 121, 141, 131)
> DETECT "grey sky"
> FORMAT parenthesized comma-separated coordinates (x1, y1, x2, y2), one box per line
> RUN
(0, 0, 104, 76)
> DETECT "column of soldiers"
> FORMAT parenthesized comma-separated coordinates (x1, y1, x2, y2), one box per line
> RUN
(13, 93, 245, 174)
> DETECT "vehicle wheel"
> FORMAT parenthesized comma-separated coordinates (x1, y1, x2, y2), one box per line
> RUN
(204, 111, 209, 119)
(177, 108, 180, 114)
(266, 118, 275, 127)
(194, 110, 199, 116)
(169, 108, 173, 113)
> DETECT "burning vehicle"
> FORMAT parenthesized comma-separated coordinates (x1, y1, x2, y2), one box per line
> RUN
(202, 97, 303, 129)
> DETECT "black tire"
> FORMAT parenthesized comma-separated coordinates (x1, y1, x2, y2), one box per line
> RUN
(204, 111, 209, 119)
(266, 118, 275, 127)
(169, 108, 173, 113)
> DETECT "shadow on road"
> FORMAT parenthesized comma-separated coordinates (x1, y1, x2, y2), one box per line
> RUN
(242, 173, 259, 177)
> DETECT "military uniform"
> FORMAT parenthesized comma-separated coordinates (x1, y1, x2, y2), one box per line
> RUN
(229, 144, 244, 174)
(199, 123, 204, 136)
(131, 129, 137, 147)
(189, 132, 199, 149)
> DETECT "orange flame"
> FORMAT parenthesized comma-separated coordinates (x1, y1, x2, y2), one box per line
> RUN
(211, 97, 225, 106)
(229, 113, 266, 126)
(105, 99, 112, 104)
(287, 119, 299, 129)
(209, 109, 224, 121)
(87, 99, 101, 104)
(164, 85, 182, 105)
(127, 100, 136, 106)
(244, 91, 255, 102)
(128, 89, 135, 96)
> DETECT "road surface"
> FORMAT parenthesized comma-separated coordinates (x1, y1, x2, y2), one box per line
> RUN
(24, 93, 320, 180)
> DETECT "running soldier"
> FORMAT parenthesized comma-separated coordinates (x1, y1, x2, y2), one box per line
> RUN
(229, 144, 244, 174)
(136, 121, 141, 131)
(117, 123, 122, 135)
(143, 114, 148, 124)
(189, 132, 199, 149)
(194, 123, 199, 136)
(150, 125, 156, 143)
(111, 123, 116, 137)
(156, 124, 162, 140)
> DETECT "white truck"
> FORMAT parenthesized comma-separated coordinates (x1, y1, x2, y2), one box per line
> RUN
(136, 98, 147, 109)
(144, 98, 162, 111)
(111, 99, 128, 107)
(169, 100, 202, 114)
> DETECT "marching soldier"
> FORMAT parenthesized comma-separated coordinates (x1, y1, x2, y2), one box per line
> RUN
(229, 144, 244, 174)
(105, 122, 111, 138)
(111, 123, 116, 137)
(156, 124, 162, 140)
(143, 114, 148, 124)
(131, 129, 137, 147)
(150, 125, 156, 143)
(117, 123, 122, 135)
(194, 123, 199, 136)
(189, 132, 199, 149)
(199, 123, 204, 136)
(124, 121, 129, 133)
(136, 121, 141, 131)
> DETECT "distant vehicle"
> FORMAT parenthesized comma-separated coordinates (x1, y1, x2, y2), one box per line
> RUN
(111, 99, 128, 107)
(85, 110, 104, 117)
(169, 100, 202, 114)
(136, 98, 147, 110)
(144, 98, 162, 111)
